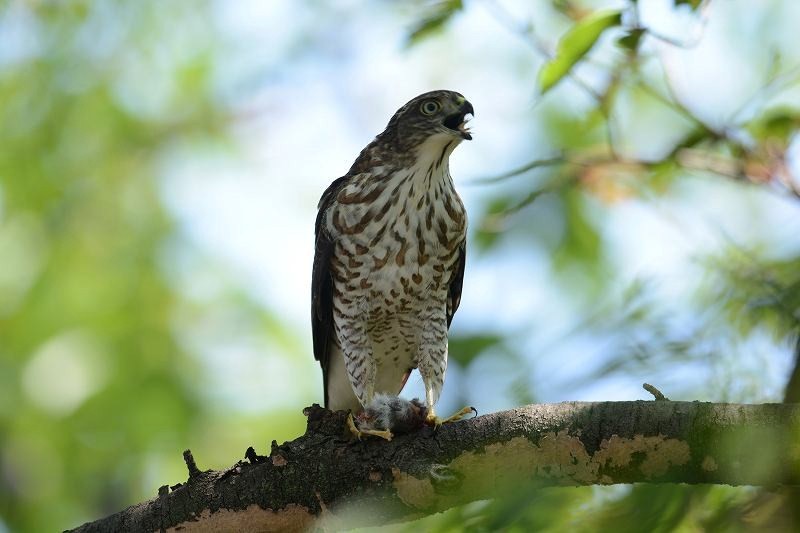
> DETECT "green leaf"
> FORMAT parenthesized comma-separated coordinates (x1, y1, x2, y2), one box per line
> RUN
(617, 28, 645, 52)
(666, 126, 708, 158)
(407, 0, 463, 45)
(538, 10, 622, 94)
(448, 334, 505, 367)
(473, 196, 512, 253)
(747, 108, 800, 144)
(674, 0, 703, 10)
(554, 187, 603, 272)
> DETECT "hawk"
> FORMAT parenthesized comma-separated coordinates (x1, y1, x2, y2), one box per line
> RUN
(312, 90, 473, 437)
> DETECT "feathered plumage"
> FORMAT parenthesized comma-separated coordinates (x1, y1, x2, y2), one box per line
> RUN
(312, 90, 472, 424)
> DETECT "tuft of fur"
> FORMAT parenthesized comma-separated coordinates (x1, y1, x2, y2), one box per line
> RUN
(356, 394, 428, 435)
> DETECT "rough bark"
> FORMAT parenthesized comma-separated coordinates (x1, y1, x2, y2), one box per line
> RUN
(69, 401, 800, 532)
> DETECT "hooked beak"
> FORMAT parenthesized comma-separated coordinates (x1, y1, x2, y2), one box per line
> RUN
(443, 101, 474, 140)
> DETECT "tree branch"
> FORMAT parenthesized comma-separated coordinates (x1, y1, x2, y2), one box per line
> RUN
(69, 401, 800, 532)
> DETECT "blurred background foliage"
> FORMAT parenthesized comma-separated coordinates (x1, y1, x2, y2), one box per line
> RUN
(1, 0, 799, 531)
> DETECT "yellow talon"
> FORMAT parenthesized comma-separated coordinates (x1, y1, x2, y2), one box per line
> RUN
(426, 406, 477, 427)
(346, 412, 362, 440)
(347, 412, 394, 441)
(362, 428, 394, 441)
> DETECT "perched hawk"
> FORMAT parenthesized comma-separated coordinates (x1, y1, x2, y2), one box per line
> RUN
(312, 90, 472, 432)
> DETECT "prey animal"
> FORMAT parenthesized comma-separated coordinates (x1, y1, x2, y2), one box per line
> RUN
(311, 90, 473, 439)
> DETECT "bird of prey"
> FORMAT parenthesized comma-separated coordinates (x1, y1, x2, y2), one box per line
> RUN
(311, 90, 473, 438)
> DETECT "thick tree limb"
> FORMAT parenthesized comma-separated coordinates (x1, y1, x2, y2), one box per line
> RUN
(69, 401, 800, 532)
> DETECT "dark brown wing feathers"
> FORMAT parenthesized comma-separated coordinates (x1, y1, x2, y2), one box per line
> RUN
(447, 242, 466, 328)
(311, 176, 349, 408)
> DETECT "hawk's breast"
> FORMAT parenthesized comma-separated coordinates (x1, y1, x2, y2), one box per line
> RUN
(328, 156, 466, 370)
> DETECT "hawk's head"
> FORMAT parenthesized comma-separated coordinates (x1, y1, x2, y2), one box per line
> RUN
(381, 90, 474, 150)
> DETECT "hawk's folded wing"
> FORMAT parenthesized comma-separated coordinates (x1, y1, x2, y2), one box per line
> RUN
(447, 242, 466, 328)
(311, 175, 350, 408)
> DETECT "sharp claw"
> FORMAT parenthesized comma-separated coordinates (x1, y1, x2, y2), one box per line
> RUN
(346, 413, 363, 440)
(363, 429, 394, 441)
(426, 406, 476, 426)
(346, 412, 393, 441)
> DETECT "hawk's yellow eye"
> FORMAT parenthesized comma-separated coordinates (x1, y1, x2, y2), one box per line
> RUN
(420, 100, 440, 115)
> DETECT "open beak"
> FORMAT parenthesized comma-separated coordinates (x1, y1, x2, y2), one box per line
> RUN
(443, 101, 474, 140)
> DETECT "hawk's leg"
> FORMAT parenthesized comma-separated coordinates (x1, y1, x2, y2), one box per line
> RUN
(335, 319, 387, 439)
(423, 403, 476, 427)
(433, 405, 477, 425)
(417, 314, 450, 427)
(418, 316, 475, 427)
(336, 319, 376, 408)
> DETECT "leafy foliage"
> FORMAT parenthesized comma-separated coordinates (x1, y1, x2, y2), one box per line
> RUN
(2, 0, 799, 531)
(448, 333, 508, 367)
(407, 0, 463, 45)
(400, 0, 800, 530)
(0, 2, 305, 531)
(538, 10, 622, 94)
(703, 252, 800, 339)
(675, 0, 704, 10)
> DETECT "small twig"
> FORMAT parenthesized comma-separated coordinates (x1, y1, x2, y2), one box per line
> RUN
(479, 0, 552, 58)
(728, 62, 800, 126)
(637, 75, 721, 140)
(504, 174, 579, 216)
(646, 29, 700, 49)
(468, 155, 567, 184)
(183, 449, 202, 479)
(676, 148, 800, 201)
(599, 69, 624, 161)
(643, 383, 670, 401)
(478, 0, 604, 104)
(775, 160, 800, 200)
(646, 0, 711, 49)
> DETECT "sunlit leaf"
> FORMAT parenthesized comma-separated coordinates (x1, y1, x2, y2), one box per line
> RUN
(667, 126, 709, 157)
(538, 10, 622, 94)
(617, 28, 646, 52)
(0, 3, 295, 531)
(674, 0, 703, 10)
(474, 196, 512, 253)
(554, 187, 603, 269)
(746, 108, 800, 144)
(407, 0, 463, 45)
(702, 252, 800, 339)
(448, 333, 505, 367)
